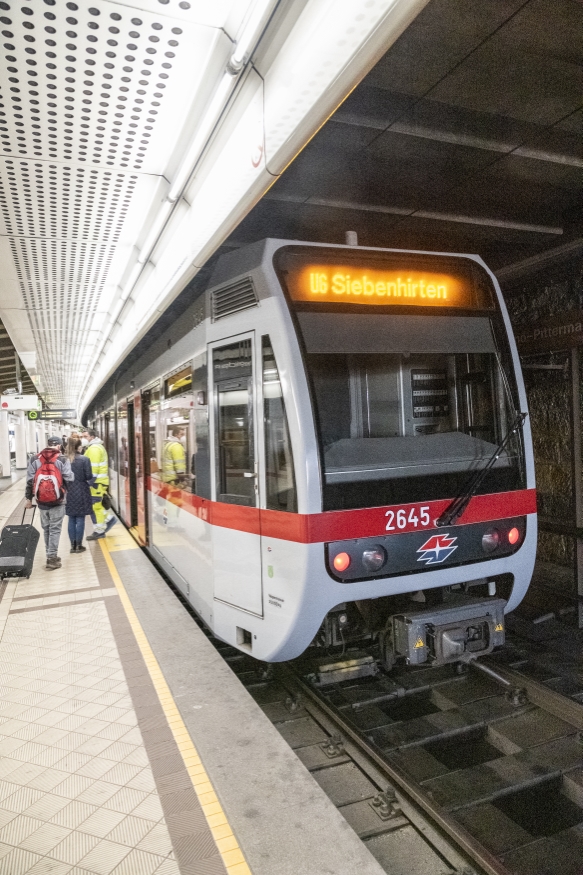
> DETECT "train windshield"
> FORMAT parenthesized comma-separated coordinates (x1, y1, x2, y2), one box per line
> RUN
(275, 247, 525, 511)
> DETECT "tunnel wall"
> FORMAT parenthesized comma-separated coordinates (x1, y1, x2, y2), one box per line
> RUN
(502, 252, 583, 569)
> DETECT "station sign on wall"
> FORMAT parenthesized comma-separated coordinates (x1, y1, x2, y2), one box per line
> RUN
(27, 409, 77, 421)
(0, 395, 41, 411)
(514, 310, 583, 355)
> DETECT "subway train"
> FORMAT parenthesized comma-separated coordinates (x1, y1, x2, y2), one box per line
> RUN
(91, 238, 537, 667)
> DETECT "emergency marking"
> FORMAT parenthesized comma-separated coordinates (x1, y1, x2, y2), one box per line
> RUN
(417, 533, 458, 565)
(495, 623, 504, 632)
(414, 637, 425, 649)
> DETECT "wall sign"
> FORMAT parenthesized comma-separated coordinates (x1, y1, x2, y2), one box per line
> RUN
(515, 310, 583, 354)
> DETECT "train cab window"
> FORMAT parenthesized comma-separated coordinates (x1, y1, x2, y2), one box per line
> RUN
(262, 336, 297, 512)
(300, 315, 525, 510)
(213, 339, 256, 507)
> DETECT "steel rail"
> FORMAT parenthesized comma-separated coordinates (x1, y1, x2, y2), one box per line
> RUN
(478, 658, 583, 730)
(281, 665, 511, 875)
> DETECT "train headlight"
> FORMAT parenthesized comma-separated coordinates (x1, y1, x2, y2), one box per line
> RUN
(481, 528, 500, 553)
(333, 552, 351, 572)
(362, 546, 386, 572)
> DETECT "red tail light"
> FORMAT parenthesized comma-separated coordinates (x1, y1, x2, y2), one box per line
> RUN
(333, 552, 351, 572)
(508, 527, 520, 545)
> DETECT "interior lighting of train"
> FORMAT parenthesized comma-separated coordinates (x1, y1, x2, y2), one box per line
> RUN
(290, 265, 468, 306)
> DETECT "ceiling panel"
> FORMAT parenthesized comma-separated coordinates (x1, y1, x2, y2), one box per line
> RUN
(366, 0, 526, 97)
(0, 0, 231, 406)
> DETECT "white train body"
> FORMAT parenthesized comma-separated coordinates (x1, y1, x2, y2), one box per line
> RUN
(93, 239, 536, 664)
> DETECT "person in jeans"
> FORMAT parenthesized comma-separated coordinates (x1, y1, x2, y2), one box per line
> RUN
(25, 436, 74, 571)
(65, 437, 95, 553)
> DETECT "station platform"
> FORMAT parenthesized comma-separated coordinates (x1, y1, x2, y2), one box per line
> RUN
(0, 481, 385, 875)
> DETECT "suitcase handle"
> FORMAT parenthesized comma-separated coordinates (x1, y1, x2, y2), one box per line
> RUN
(22, 504, 36, 526)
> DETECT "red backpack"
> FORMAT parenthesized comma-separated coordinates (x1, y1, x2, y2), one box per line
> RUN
(33, 448, 64, 505)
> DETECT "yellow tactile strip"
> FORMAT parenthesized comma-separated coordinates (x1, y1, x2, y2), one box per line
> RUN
(97, 539, 252, 875)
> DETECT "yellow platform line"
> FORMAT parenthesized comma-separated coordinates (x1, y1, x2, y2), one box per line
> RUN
(99, 539, 252, 875)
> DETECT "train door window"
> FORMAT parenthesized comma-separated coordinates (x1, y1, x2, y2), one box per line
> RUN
(158, 399, 192, 491)
(192, 353, 211, 499)
(213, 338, 256, 507)
(107, 411, 116, 471)
(144, 383, 160, 478)
(127, 399, 138, 527)
(262, 336, 297, 512)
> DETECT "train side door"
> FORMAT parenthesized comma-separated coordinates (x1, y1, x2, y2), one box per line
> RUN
(211, 334, 263, 615)
(134, 391, 149, 545)
(117, 399, 131, 526)
(127, 399, 138, 529)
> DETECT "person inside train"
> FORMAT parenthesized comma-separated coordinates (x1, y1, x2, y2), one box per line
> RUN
(161, 426, 187, 528)
(82, 428, 117, 540)
(162, 426, 187, 486)
(65, 437, 95, 553)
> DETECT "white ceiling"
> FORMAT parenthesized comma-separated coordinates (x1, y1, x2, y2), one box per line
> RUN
(0, 0, 247, 407)
(0, 0, 430, 413)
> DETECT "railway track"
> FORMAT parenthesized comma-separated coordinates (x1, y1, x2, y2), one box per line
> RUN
(217, 643, 583, 875)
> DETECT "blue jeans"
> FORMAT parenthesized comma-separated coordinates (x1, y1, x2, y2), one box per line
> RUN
(68, 515, 86, 545)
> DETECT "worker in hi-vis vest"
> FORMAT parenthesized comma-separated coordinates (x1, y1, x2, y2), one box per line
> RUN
(160, 426, 186, 528)
(83, 428, 117, 540)
(162, 426, 187, 485)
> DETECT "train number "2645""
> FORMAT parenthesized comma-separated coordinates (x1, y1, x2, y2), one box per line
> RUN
(385, 506, 431, 531)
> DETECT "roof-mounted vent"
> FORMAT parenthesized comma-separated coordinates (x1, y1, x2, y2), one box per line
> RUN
(211, 277, 258, 321)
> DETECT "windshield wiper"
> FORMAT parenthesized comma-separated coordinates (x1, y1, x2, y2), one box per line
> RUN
(436, 412, 527, 528)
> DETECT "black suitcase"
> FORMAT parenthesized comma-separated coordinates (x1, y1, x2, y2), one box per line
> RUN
(0, 506, 40, 579)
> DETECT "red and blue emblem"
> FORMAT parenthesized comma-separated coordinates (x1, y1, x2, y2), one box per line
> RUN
(417, 533, 458, 565)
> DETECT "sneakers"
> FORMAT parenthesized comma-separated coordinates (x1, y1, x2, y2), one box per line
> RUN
(70, 542, 77, 553)
(86, 531, 105, 541)
(46, 556, 61, 571)
(104, 516, 118, 534)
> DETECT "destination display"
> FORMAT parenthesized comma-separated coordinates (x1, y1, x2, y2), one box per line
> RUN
(276, 249, 494, 310)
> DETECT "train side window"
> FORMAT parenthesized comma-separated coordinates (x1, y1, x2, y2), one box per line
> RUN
(262, 336, 297, 512)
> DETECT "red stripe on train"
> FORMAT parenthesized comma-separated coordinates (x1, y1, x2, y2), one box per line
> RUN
(147, 479, 536, 543)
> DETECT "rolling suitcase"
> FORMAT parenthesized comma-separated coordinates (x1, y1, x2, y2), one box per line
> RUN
(0, 505, 40, 579)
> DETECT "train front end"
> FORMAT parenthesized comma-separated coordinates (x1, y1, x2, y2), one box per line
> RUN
(255, 241, 536, 665)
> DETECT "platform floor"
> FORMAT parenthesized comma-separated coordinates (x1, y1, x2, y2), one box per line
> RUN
(0, 483, 385, 875)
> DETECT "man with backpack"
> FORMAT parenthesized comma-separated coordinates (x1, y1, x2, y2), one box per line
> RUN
(24, 436, 74, 571)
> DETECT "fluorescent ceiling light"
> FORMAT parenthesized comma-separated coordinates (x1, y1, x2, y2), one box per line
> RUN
(230, 0, 278, 71)
(167, 71, 236, 204)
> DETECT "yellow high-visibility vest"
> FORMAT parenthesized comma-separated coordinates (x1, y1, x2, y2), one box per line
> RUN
(162, 439, 186, 483)
(85, 441, 109, 487)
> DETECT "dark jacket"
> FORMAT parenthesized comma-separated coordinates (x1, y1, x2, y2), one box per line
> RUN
(26, 449, 74, 510)
(65, 454, 95, 517)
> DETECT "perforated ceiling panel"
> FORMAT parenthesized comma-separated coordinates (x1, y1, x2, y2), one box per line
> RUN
(0, 0, 233, 406)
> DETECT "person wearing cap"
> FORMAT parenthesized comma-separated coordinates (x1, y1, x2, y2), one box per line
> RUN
(24, 436, 74, 571)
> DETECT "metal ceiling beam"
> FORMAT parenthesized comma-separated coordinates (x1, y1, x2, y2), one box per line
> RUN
(265, 192, 564, 235)
(334, 114, 583, 169)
